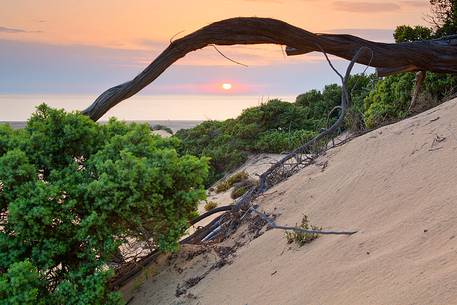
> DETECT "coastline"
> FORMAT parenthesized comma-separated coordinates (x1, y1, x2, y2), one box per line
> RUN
(0, 120, 202, 132)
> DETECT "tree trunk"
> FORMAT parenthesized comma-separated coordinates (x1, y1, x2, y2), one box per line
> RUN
(82, 17, 457, 121)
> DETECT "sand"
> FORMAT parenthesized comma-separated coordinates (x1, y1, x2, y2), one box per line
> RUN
(126, 98, 457, 305)
(185, 154, 284, 235)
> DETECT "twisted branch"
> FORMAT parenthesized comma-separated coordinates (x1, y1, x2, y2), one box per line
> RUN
(82, 17, 457, 121)
(195, 47, 369, 242)
(249, 208, 357, 235)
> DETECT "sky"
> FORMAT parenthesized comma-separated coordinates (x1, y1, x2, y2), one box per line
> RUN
(0, 0, 430, 98)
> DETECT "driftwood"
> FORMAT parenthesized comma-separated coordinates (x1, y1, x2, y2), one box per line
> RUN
(82, 17, 457, 121)
(249, 208, 357, 235)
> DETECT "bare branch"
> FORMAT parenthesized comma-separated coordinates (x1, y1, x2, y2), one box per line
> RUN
(82, 17, 457, 121)
(170, 30, 185, 44)
(210, 44, 248, 67)
(409, 71, 426, 111)
(249, 208, 357, 235)
(200, 48, 368, 242)
(189, 205, 233, 226)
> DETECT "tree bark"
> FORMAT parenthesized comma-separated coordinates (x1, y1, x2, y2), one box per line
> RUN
(82, 17, 457, 121)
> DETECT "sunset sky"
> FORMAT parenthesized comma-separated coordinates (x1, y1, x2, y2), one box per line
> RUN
(1, 0, 430, 96)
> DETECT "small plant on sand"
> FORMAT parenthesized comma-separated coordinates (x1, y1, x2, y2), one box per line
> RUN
(230, 179, 257, 199)
(215, 180, 231, 193)
(204, 201, 218, 211)
(285, 215, 321, 246)
(226, 171, 249, 186)
(215, 171, 249, 193)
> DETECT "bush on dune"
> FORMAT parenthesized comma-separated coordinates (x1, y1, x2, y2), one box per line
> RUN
(175, 0, 457, 187)
(0, 105, 208, 304)
(254, 129, 316, 153)
(175, 92, 347, 186)
(364, 73, 415, 128)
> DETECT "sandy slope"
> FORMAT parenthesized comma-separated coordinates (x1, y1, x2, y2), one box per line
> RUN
(127, 98, 457, 305)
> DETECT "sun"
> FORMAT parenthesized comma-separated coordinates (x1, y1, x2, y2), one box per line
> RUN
(222, 83, 232, 90)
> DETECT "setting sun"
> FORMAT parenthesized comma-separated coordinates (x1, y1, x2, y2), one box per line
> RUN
(222, 83, 232, 90)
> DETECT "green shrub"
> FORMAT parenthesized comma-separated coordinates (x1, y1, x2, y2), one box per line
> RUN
(295, 89, 322, 108)
(362, 71, 456, 129)
(230, 179, 257, 199)
(284, 215, 321, 247)
(423, 72, 457, 101)
(175, 121, 248, 187)
(0, 105, 208, 304)
(150, 124, 173, 135)
(226, 171, 249, 186)
(429, 0, 457, 37)
(296, 84, 341, 125)
(231, 186, 248, 199)
(174, 98, 336, 186)
(364, 73, 415, 128)
(204, 201, 218, 211)
(344, 73, 377, 131)
(215, 180, 231, 193)
(254, 130, 316, 153)
(215, 171, 249, 193)
(394, 25, 432, 42)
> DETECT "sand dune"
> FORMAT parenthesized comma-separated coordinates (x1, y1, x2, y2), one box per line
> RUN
(127, 98, 457, 305)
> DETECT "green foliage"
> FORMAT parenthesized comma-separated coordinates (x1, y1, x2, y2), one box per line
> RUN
(176, 92, 347, 186)
(230, 179, 257, 199)
(395, 1, 456, 40)
(175, 120, 248, 185)
(230, 186, 248, 199)
(254, 130, 316, 153)
(423, 72, 457, 100)
(175, 0, 457, 186)
(0, 260, 45, 305)
(284, 215, 320, 247)
(0, 124, 17, 156)
(215, 180, 231, 193)
(389, 2, 457, 125)
(204, 201, 218, 211)
(430, 0, 457, 36)
(296, 84, 341, 128)
(346, 73, 377, 131)
(364, 73, 415, 128)
(236, 99, 307, 130)
(0, 105, 208, 304)
(394, 25, 433, 42)
(214, 171, 249, 193)
(226, 171, 249, 186)
(363, 71, 457, 129)
(150, 124, 173, 135)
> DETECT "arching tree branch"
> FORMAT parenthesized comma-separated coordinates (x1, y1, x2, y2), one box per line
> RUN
(82, 17, 457, 121)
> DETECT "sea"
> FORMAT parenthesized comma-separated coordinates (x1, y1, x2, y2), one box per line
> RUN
(0, 94, 296, 131)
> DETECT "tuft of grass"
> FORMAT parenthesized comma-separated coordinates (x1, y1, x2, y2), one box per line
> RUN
(204, 201, 218, 211)
(231, 186, 249, 199)
(215, 180, 231, 193)
(230, 179, 257, 199)
(215, 171, 249, 193)
(226, 171, 249, 186)
(285, 215, 320, 247)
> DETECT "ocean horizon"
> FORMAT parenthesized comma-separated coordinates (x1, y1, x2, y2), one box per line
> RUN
(0, 94, 297, 122)
(1, 120, 204, 133)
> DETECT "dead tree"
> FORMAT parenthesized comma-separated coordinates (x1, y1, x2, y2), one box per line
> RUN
(84, 18, 457, 285)
(82, 17, 457, 121)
